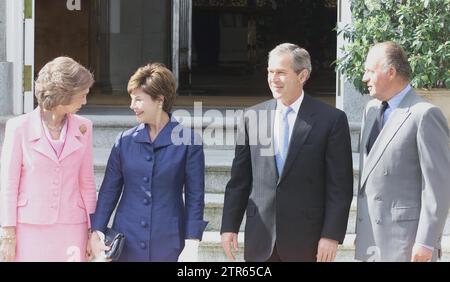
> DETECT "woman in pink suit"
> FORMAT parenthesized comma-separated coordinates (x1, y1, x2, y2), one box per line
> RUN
(0, 57, 97, 262)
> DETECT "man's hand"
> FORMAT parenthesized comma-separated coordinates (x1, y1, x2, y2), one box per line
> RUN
(411, 244, 432, 262)
(221, 232, 238, 261)
(316, 237, 338, 262)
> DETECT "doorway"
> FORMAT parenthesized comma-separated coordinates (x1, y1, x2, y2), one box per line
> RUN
(34, 0, 171, 106)
(33, 0, 337, 108)
(184, 0, 337, 101)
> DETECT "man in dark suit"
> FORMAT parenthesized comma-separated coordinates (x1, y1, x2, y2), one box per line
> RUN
(220, 43, 353, 262)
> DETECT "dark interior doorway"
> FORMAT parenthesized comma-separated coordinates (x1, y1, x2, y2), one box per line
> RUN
(184, 0, 337, 98)
(35, 0, 171, 106)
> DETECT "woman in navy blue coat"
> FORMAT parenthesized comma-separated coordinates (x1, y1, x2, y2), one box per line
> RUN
(89, 63, 207, 261)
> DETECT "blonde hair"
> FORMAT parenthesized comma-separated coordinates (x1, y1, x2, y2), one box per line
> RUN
(127, 63, 176, 113)
(34, 56, 94, 110)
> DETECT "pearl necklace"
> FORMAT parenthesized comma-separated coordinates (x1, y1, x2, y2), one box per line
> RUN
(42, 114, 66, 132)
(45, 122, 64, 132)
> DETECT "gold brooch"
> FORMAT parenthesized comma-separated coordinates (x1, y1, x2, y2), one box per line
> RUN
(79, 124, 87, 135)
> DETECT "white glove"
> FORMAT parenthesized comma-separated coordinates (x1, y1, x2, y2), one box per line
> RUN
(178, 239, 199, 262)
(90, 251, 107, 262)
(89, 231, 108, 262)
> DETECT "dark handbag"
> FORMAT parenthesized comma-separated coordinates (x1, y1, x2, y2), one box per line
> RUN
(104, 228, 125, 261)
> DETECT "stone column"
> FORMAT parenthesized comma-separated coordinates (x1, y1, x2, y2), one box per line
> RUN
(0, 0, 14, 116)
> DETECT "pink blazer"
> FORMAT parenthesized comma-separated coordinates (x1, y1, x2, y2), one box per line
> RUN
(0, 107, 97, 227)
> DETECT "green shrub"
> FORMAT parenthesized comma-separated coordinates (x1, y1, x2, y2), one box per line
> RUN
(336, 0, 450, 93)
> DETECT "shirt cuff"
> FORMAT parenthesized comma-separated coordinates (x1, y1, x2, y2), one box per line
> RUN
(415, 242, 434, 251)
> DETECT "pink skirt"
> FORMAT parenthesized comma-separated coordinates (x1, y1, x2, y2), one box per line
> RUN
(15, 223, 88, 262)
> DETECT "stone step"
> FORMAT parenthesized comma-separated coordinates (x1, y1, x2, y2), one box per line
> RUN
(85, 113, 239, 150)
(93, 148, 360, 195)
(83, 113, 362, 152)
(0, 146, 358, 194)
(203, 193, 244, 232)
(203, 194, 450, 235)
(0, 114, 362, 152)
(93, 148, 237, 194)
(198, 232, 450, 262)
(93, 148, 363, 233)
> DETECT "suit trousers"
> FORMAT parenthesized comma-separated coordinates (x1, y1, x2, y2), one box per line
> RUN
(266, 243, 282, 262)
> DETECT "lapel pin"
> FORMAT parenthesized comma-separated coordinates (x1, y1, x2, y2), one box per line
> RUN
(79, 124, 87, 135)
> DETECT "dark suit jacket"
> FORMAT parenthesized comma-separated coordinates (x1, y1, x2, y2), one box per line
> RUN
(221, 94, 353, 261)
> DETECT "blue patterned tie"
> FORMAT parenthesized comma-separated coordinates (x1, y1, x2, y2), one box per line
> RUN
(276, 107, 293, 176)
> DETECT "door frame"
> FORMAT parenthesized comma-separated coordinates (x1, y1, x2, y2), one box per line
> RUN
(23, 0, 35, 113)
(7, 0, 29, 114)
(10, 0, 34, 115)
(172, 0, 192, 90)
(335, 0, 352, 111)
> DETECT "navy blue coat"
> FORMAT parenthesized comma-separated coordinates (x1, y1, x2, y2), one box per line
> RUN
(91, 119, 208, 261)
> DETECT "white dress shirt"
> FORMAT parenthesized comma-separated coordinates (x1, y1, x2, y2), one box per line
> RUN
(274, 91, 304, 159)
